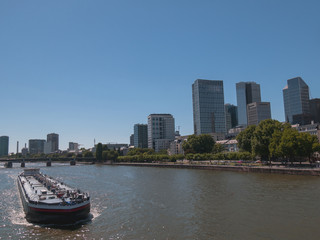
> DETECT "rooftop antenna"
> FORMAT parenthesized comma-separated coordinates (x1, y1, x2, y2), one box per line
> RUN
(17, 141, 19, 154)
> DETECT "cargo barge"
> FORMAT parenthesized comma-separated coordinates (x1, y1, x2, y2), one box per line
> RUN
(17, 168, 90, 224)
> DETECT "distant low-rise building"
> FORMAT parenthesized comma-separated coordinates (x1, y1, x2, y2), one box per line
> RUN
(292, 122, 320, 142)
(168, 136, 188, 155)
(226, 126, 245, 138)
(216, 139, 239, 152)
(105, 143, 128, 150)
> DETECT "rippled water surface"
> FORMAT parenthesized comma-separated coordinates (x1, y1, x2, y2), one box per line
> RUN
(1, 163, 320, 239)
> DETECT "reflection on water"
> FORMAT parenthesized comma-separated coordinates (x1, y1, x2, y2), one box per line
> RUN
(1, 162, 320, 239)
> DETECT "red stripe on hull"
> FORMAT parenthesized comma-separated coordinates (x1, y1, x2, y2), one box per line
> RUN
(29, 203, 90, 213)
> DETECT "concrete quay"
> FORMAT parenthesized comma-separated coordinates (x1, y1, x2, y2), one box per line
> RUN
(113, 162, 320, 176)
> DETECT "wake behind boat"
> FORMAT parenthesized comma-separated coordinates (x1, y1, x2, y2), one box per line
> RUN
(17, 168, 90, 224)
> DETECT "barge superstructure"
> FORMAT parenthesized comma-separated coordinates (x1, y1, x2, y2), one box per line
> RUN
(17, 168, 90, 224)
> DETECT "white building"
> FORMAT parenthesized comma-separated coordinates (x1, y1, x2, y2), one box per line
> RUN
(216, 139, 239, 152)
(148, 114, 175, 152)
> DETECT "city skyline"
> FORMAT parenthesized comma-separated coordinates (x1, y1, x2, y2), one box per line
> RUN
(1, 1, 320, 153)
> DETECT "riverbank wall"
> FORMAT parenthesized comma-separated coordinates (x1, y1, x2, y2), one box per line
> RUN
(113, 162, 320, 176)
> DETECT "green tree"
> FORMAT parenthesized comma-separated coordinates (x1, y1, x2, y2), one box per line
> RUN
(252, 119, 283, 162)
(102, 144, 109, 151)
(102, 150, 119, 161)
(297, 133, 319, 162)
(269, 129, 283, 160)
(278, 128, 299, 164)
(182, 134, 215, 154)
(83, 151, 94, 158)
(212, 143, 225, 153)
(96, 143, 103, 162)
(236, 125, 256, 153)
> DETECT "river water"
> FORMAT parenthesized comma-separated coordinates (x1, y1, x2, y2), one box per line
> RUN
(1, 163, 320, 239)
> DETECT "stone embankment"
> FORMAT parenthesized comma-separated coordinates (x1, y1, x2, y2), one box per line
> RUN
(113, 162, 320, 176)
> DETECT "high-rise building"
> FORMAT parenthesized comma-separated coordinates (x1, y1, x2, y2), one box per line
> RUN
(0, 136, 9, 157)
(148, 114, 175, 152)
(192, 79, 226, 135)
(29, 139, 45, 154)
(310, 98, 320, 124)
(69, 142, 79, 151)
(130, 134, 134, 146)
(47, 133, 59, 153)
(225, 104, 238, 132)
(283, 77, 310, 124)
(247, 102, 271, 126)
(134, 124, 148, 148)
(236, 82, 261, 126)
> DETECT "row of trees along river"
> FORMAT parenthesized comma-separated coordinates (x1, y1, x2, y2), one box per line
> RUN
(7, 119, 320, 165)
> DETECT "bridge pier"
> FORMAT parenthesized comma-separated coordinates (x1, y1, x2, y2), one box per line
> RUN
(4, 162, 12, 168)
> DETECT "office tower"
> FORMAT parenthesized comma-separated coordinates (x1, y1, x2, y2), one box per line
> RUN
(130, 134, 134, 146)
(69, 142, 79, 151)
(225, 104, 238, 132)
(47, 133, 59, 153)
(192, 79, 226, 135)
(148, 114, 175, 152)
(236, 82, 261, 126)
(283, 77, 310, 124)
(247, 102, 271, 126)
(309, 98, 320, 124)
(0, 136, 9, 157)
(29, 139, 46, 154)
(134, 124, 148, 148)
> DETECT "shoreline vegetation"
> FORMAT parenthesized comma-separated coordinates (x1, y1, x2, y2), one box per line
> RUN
(3, 120, 320, 176)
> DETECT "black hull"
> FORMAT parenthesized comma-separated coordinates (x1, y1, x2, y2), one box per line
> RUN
(26, 204, 90, 224)
(18, 178, 90, 224)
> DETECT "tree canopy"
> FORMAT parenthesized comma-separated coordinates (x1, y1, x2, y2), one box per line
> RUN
(182, 134, 215, 154)
(236, 125, 256, 153)
(238, 119, 320, 162)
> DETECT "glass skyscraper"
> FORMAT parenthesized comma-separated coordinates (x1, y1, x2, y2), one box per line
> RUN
(225, 104, 238, 131)
(29, 139, 45, 154)
(236, 82, 261, 126)
(0, 136, 9, 157)
(47, 133, 59, 153)
(283, 77, 310, 124)
(134, 124, 148, 148)
(192, 79, 226, 135)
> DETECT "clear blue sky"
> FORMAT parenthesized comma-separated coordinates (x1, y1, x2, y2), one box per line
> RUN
(1, 0, 319, 153)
